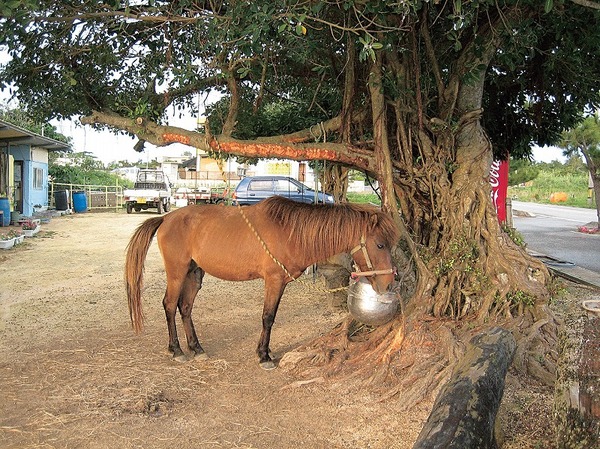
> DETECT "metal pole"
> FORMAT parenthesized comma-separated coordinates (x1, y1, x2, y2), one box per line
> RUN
(505, 197, 513, 228)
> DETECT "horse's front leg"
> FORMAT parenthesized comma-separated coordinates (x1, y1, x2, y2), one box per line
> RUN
(257, 278, 287, 370)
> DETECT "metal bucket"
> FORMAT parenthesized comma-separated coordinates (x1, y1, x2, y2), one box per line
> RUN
(347, 276, 399, 326)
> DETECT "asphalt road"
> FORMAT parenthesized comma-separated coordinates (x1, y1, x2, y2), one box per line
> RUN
(511, 201, 600, 274)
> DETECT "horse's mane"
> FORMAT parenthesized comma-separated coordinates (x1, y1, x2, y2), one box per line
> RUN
(261, 196, 400, 260)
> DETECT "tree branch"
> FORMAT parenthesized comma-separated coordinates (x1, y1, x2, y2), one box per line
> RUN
(222, 69, 240, 136)
(79, 110, 375, 170)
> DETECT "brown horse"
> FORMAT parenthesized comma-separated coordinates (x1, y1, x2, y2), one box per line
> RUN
(125, 196, 399, 369)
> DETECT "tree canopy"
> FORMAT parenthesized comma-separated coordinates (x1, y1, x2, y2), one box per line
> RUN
(2, 1, 600, 397)
(1, 2, 599, 161)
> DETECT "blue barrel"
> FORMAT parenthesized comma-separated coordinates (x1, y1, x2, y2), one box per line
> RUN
(0, 197, 10, 227)
(54, 190, 69, 210)
(73, 191, 88, 213)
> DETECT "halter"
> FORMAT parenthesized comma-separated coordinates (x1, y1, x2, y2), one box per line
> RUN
(350, 234, 396, 279)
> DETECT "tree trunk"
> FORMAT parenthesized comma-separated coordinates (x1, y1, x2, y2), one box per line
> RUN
(280, 115, 558, 402)
(581, 147, 600, 229)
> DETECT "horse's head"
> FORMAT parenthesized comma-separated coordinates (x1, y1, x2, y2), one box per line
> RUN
(350, 214, 398, 294)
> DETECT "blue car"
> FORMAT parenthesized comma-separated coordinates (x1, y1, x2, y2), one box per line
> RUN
(233, 176, 335, 205)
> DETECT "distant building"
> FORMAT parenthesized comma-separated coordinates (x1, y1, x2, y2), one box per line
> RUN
(173, 150, 319, 189)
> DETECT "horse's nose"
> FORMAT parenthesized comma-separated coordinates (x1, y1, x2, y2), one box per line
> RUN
(374, 278, 393, 295)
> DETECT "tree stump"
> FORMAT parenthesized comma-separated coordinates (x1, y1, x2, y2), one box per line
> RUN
(316, 254, 352, 309)
(412, 327, 516, 449)
(555, 311, 600, 449)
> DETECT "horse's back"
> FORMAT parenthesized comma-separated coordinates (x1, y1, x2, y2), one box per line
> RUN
(156, 204, 271, 281)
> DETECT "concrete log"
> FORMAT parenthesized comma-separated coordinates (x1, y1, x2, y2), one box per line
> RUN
(413, 327, 516, 449)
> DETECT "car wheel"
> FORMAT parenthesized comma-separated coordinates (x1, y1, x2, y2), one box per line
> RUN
(126, 203, 133, 214)
(157, 201, 163, 214)
(164, 201, 171, 212)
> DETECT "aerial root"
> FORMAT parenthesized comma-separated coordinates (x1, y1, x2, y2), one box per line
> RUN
(279, 316, 462, 407)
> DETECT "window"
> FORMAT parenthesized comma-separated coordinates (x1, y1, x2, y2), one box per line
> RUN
(274, 179, 295, 192)
(248, 180, 272, 191)
(33, 168, 44, 190)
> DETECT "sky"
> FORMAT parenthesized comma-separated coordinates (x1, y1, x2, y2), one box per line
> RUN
(532, 145, 567, 163)
(51, 114, 200, 165)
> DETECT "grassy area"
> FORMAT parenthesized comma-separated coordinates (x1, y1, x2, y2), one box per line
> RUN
(346, 192, 381, 204)
(346, 161, 597, 210)
(508, 171, 595, 208)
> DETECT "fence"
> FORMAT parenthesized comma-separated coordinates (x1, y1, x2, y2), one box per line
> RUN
(50, 182, 124, 212)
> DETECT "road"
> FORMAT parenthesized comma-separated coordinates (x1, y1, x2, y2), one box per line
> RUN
(511, 201, 600, 274)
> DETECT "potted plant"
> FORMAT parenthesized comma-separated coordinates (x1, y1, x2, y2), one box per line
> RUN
(22, 219, 41, 237)
(10, 229, 24, 245)
(0, 232, 15, 249)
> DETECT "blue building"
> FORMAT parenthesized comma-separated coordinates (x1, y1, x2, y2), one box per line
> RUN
(0, 119, 70, 219)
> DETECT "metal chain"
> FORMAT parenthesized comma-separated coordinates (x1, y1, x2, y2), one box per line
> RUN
(211, 135, 348, 294)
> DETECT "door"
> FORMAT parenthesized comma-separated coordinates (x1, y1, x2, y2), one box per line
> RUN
(298, 163, 306, 182)
(13, 160, 23, 213)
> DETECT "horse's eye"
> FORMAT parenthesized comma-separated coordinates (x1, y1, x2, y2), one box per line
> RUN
(377, 243, 385, 250)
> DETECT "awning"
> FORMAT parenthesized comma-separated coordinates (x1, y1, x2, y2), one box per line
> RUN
(0, 119, 71, 151)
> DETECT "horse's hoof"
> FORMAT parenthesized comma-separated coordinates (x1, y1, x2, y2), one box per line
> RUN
(172, 353, 188, 363)
(260, 360, 277, 370)
(193, 352, 210, 361)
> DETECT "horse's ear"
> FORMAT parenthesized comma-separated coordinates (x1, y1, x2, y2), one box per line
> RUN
(368, 213, 379, 230)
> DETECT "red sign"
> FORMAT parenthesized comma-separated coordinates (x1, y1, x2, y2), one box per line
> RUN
(489, 160, 509, 223)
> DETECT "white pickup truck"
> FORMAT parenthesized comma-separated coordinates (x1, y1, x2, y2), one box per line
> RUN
(123, 169, 172, 214)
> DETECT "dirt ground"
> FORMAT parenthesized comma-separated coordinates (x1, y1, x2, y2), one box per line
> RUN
(0, 210, 594, 448)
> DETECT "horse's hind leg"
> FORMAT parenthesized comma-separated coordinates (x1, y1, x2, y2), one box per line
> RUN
(178, 264, 207, 359)
(163, 275, 187, 361)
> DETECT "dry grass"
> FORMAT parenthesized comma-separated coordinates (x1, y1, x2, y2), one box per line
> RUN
(0, 211, 593, 448)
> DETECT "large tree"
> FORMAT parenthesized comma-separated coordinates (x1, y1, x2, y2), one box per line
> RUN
(2, 1, 600, 400)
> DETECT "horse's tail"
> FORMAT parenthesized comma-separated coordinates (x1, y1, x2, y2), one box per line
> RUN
(125, 216, 164, 333)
